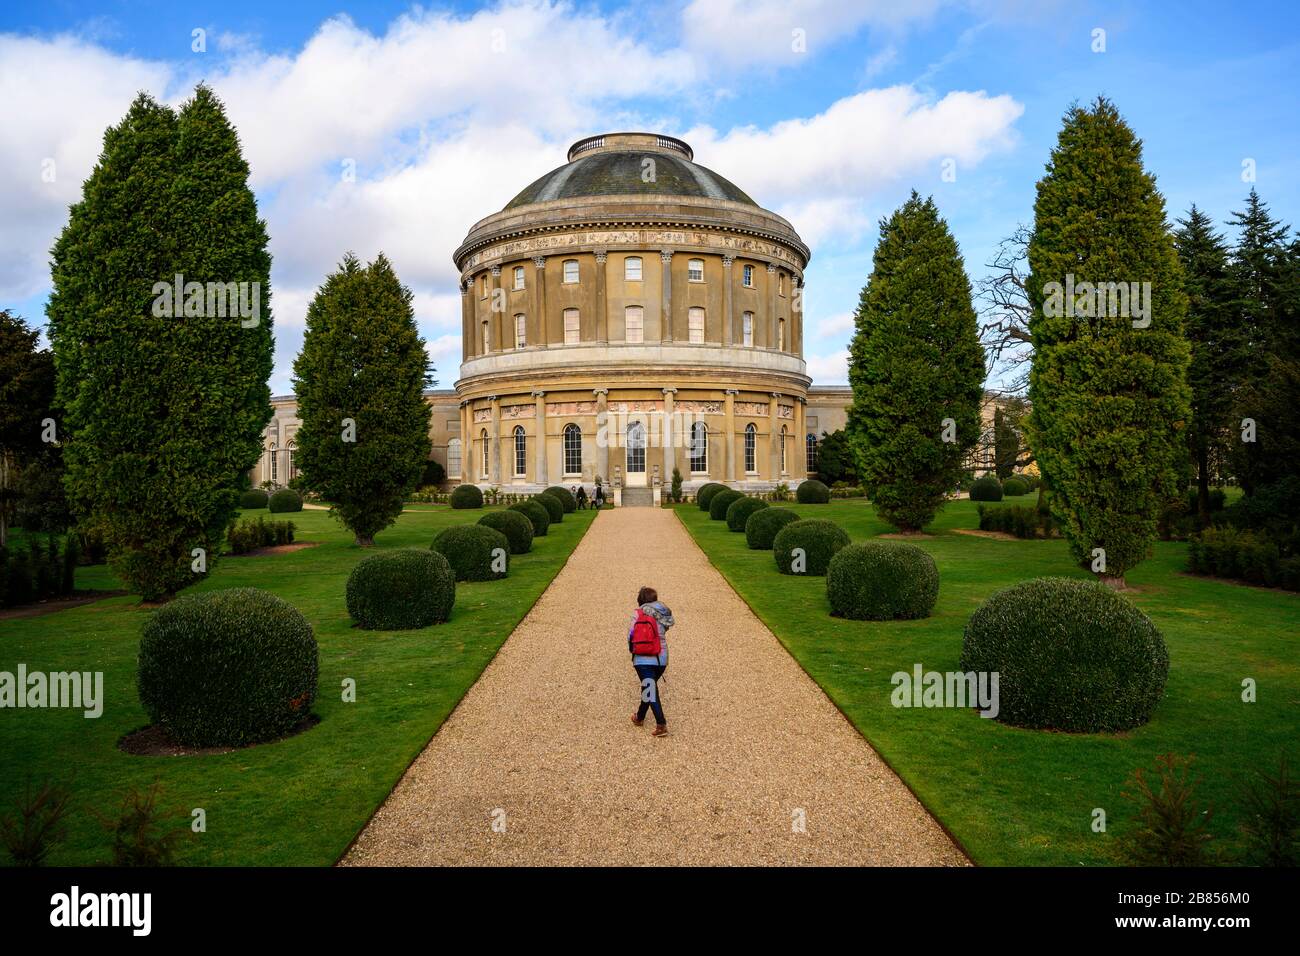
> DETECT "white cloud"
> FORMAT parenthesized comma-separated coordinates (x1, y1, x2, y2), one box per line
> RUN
(805, 349, 850, 384)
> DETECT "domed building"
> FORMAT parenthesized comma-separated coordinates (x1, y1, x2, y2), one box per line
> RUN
(254, 133, 858, 501)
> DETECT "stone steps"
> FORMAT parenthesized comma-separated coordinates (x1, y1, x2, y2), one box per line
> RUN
(620, 487, 655, 508)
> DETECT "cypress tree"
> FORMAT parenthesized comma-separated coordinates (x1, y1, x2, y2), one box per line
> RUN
(993, 406, 1019, 479)
(1026, 98, 1191, 587)
(292, 253, 432, 546)
(847, 192, 985, 531)
(47, 88, 274, 600)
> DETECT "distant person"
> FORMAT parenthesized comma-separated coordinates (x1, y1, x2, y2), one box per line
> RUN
(575, 485, 588, 510)
(628, 585, 672, 737)
(593, 482, 605, 508)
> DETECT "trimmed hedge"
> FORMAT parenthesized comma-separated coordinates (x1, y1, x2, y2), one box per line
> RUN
(1001, 477, 1029, 497)
(977, 504, 1055, 539)
(509, 500, 550, 536)
(431, 524, 510, 582)
(268, 488, 303, 513)
(726, 496, 768, 532)
(533, 492, 564, 524)
(1187, 526, 1300, 591)
(826, 541, 938, 620)
(227, 517, 295, 555)
(478, 509, 534, 554)
(745, 507, 800, 550)
(346, 549, 455, 629)
(544, 486, 577, 513)
(137, 588, 318, 747)
(239, 489, 269, 510)
(696, 483, 727, 511)
(773, 519, 850, 575)
(450, 484, 484, 509)
(968, 476, 1003, 502)
(709, 489, 745, 520)
(796, 479, 831, 504)
(959, 577, 1169, 732)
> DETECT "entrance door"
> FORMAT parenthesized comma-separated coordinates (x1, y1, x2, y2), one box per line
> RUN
(625, 421, 647, 487)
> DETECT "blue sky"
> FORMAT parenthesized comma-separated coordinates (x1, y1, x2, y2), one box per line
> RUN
(2, 0, 1297, 394)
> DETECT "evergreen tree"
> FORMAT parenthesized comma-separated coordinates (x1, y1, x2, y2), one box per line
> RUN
(293, 253, 432, 546)
(813, 429, 856, 485)
(46, 88, 273, 600)
(993, 406, 1019, 479)
(1174, 205, 1238, 524)
(848, 192, 985, 531)
(0, 311, 56, 547)
(1026, 98, 1191, 587)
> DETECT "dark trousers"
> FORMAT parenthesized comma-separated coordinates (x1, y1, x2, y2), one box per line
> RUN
(634, 664, 666, 725)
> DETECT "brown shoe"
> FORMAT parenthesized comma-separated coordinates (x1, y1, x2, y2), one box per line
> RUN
(631, 714, 644, 727)
(652, 724, 668, 737)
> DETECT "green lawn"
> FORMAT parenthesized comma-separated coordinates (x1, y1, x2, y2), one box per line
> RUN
(0, 505, 596, 866)
(677, 498, 1299, 866)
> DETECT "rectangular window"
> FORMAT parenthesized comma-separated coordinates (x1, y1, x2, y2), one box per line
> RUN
(688, 307, 704, 344)
(564, 309, 580, 345)
(742, 264, 754, 287)
(778, 273, 785, 295)
(514, 314, 526, 349)
(513, 266, 525, 291)
(688, 258, 704, 282)
(480, 274, 488, 298)
(625, 306, 644, 344)
(742, 312, 753, 347)
(625, 257, 642, 281)
(563, 259, 579, 284)
(482, 321, 490, 353)
(806, 433, 818, 472)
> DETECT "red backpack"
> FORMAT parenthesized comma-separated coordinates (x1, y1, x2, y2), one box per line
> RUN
(629, 609, 661, 657)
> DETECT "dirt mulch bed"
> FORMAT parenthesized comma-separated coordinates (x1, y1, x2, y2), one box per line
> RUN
(877, 532, 936, 540)
(0, 590, 129, 621)
(951, 529, 1020, 542)
(119, 715, 320, 757)
(224, 541, 319, 559)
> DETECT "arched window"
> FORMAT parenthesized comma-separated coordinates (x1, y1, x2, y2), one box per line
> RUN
(481, 428, 489, 477)
(742, 264, 754, 287)
(287, 440, 297, 481)
(688, 307, 705, 344)
(744, 423, 756, 473)
(563, 308, 580, 345)
(513, 426, 526, 477)
(778, 317, 786, 350)
(514, 313, 526, 349)
(780, 425, 788, 474)
(805, 432, 818, 473)
(687, 258, 704, 282)
(448, 437, 462, 478)
(689, 422, 708, 474)
(563, 259, 579, 284)
(268, 441, 278, 484)
(513, 266, 525, 291)
(563, 423, 582, 476)
(625, 306, 644, 344)
(742, 311, 754, 347)
(625, 256, 642, 281)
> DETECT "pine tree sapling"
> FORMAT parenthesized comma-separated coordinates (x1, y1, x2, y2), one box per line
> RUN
(848, 193, 984, 531)
(1122, 753, 1215, 866)
(1238, 753, 1300, 867)
(1026, 98, 1192, 587)
(292, 254, 432, 546)
(0, 778, 73, 867)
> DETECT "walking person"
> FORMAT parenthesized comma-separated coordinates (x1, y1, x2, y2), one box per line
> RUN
(575, 485, 588, 510)
(629, 586, 672, 736)
(593, 481, 605, 509)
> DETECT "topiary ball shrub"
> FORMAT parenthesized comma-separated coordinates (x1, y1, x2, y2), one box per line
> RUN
(268, 489, 303, 513)
(544, 486, 577, 513)
(431, 524, 510, 582)
(450, 484, 484, 509)
(534, 492, 564, 524)
(796, 479, 831, 504)
(137, 588, 318, 747)
(746, 507, 800, 550)
(347, 549, 455, 630)
(726, 496, 768, 532)
(1002, 477, 1029, 497)
(773, 519, 850, 575)
(239, 489, 269, 510)
(826, 542, 939, 621)
(959, 577, 1170, 732)
(509, 500, 550, 536)
(709, 489, 745, 521)
(696, 483, 727, 511)
(968, 476, 1003, 502)
(478, 510, 533, 554)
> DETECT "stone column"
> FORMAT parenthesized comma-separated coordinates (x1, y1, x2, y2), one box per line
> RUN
(594, 388, 609, 483)
(489, 395, 501, 484)
(722, 255, 734, 347)
(660, 250, 674, 344)
(533, 256, 548, 348)
(594, 250, 608, 345)
(792, 275, 803, 356)
(796, 397, 807, 477)
(662, 387, 677, 483)
(532, 390, 547, 486)
(489, 266, 502, 352)
(767, 263, 779, 351)
(769, 392, 781, 479)
(459, 400, 471, 481)
(724, 389, 738, 482)
(460, 279, 472, 361)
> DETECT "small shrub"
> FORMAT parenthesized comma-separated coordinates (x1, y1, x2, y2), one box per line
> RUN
(478, 510, 534, 554)
(431, 524, 510, 582)
(227, 517, 295, 555)
(977, 504, 1054, 539)
(544, 486, 577, 512)
(97, 781, 191, 867)
(239, 489, 269, 509)
(1122, 754, 1215, 866)
(421, 459, 447, 487)
(1001, 476, 1029, 497)
(745, 507, 800, 550)
(449, 484, 484, 510)
(268, 488, 303, 513)
(960, 577, 1169, 732)
(709, 489, 744, 520)
(509, 499, 550, 536)
(347, 549, 455, 629)
(138, 588, 319, 747)
(773, 519, 850, 575)
(670, 468, 683, 503)
(1187, 525, 1297, 590)
(796, 479, 831, 504)
(0, 779, 72, 867)
(726, 496, 768, 532)
(826, 542, 938, 620)
(968, 476, 1003, 502)
(696, 483, 727, 511)
(534, 492, 564, 524)
(1237, 754, 1300, 867)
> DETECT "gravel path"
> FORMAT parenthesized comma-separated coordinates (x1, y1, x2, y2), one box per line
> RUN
(342, 507, 968, 866)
